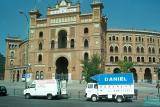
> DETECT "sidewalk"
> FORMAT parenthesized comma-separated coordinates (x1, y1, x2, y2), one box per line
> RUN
(135, 83, 158, 100)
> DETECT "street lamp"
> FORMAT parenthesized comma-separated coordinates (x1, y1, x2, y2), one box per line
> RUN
(19, 10, 29, 41)
(19, 10, 30, 89)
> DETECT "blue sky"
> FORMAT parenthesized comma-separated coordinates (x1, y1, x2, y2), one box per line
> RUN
(0, 0, 160, 56)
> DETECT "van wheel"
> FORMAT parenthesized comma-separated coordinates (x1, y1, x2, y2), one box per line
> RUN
(47, 94, 53, 100)
(25, 93, 31, 99)
(116, 96, 123, 103)
(91, 95, 98, 102)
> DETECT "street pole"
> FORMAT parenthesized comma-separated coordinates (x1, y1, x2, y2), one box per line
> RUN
(19, 10, 30, 89)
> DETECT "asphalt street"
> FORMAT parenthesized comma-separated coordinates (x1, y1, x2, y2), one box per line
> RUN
(0, 96, 145, 107)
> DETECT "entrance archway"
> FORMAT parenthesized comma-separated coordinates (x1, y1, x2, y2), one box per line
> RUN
(144, 68, 152, 83)
(113, 68, 121, 73)
(55, 57, 68, 80)
(130, 68, 138, 83)
(58, 30, 67, 48)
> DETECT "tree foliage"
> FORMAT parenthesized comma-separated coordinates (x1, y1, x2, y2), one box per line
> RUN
(117, 60, 134, 73)
(81, 54, 104, 83)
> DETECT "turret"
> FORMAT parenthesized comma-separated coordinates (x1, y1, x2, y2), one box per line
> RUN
(29, 10, 41, 27)
(91, 0, 104, 21)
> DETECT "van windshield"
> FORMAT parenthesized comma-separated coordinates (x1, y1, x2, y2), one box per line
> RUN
(30, 84, 36, 88)
(94, 84, 98, 89)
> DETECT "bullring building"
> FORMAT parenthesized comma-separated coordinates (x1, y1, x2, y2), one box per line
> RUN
(4, 0, 160, 83)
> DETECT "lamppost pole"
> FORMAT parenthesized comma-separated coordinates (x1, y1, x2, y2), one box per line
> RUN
(19, 10, 30, 89)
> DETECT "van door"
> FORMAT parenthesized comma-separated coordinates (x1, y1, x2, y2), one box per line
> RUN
(86, 83, 98, 98)
(28, 84, 36, 96)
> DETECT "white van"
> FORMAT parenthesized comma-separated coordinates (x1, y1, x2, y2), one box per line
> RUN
(23, 79, 67, 100)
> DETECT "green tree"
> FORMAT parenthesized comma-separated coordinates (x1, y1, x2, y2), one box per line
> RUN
(117, 60, 134, 73)
(81, 54, 104, 83)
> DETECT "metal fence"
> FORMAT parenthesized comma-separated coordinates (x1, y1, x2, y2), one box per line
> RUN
(144, 95, 160, 106)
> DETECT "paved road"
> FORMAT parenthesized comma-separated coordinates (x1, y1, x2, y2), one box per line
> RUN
(0, 96, 145, 107)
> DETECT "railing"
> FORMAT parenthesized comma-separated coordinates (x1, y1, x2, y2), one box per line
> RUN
(144, 95, 160, 106)
(7, 88, 24, 96)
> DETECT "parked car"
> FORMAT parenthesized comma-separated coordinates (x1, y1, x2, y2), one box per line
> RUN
(0, 86, 7, 96)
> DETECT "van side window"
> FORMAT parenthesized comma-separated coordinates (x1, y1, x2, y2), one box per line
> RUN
(88, 84, 93, 88)
(30, 84, 36, 88)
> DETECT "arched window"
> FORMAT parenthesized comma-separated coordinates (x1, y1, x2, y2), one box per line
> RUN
(128, 46, 132, 53)
(115, 56, 119, 62)
(139, 37, 141, 41)
(124, 56, 127, 61)
(152, 48, 155, 54)
(110, 56, 114, 62)
(123, 46, 127, 53)
(149, 57, 152, 62)
(39, 32, 43, 38)
(110, 46, 114, 53)
(51, 40, 55, 49)
(128, 56, 132, 62)
(84, 39, 89, 48)
(71, 39, 74, 48)
(137, 57, 140, 62)
(12, 44, 14, 49)
(84, 52, 89, 61)
(141, 57, 144, 62)
(115, 46, 118, 53)
(129, 56, 132, 62)
(148, 47, 151, 54)
(38, 54, 42, 63)
(116, 37, 118, 41)
(35, 71, 40, 80)
(137, 47, 140, 53)
(10, 51, 14, 58)
(141, 47, 144, 53)
(126, 36, 128, 41)
(84, 27, 89, 34)
(40, 71, 44, 80)
(39, 42, 42, 50)
(150, 37, 152, 42)
(58, 30, 67, 48)
(153, 57, 156, 62)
